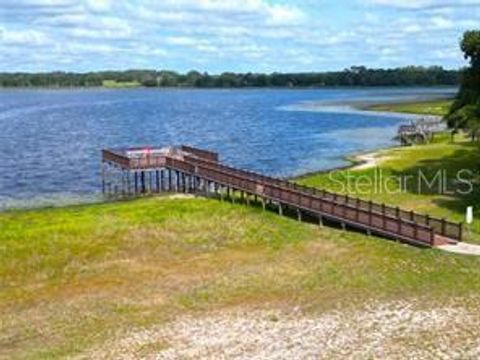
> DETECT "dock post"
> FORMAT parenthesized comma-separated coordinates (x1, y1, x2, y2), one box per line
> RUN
(318, 215, 323, 227)
(262, 198, 266, 211)
(160, 170, 164, 191)
(126, 170, 131, 194)
(278, 203, 283, 216)
(121, 169, 126, 195)
(134, 171, 139, 194)
(297, 209, 302, 221)
(156, 170, 160, 192)
(196, 176, 199, 193)
(148, 171, 152, 193)
(168, 169, 172, 191)
(176, 171, 180, 192)
(141, 171, 146, 193)
(101, 162, 106, 194)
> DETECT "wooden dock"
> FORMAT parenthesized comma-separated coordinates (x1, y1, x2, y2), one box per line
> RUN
(397, 118, 446, 146)
(102, 145, 462, 248)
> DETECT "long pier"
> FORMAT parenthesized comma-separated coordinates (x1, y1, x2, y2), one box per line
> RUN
(102, 145, 462, 248)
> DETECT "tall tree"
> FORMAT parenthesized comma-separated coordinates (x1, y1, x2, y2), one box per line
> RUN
(461, 30, 480, 69)
(447, 30, 480, 135)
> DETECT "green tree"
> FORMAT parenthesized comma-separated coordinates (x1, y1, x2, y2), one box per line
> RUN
(447, 30, 480, 136)
(461, 30, 480, 69)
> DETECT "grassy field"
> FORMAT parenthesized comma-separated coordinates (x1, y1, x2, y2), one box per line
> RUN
(102, 80, 141, 88)
(2, 195, 480, 358)
(366, 99, 453, 116)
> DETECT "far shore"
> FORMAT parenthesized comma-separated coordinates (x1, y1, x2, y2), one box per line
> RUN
(293, 96, 452, 180)
(347, 97, 453, 168)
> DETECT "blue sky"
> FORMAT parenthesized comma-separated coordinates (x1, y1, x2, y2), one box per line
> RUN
(1, 0, 479, 73)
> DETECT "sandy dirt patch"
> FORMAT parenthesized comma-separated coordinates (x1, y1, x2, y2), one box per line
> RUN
(352, 151, 390, 170)
(79, 301, 480, 359)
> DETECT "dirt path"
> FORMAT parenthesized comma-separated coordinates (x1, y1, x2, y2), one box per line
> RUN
(438, 242, 480, 256)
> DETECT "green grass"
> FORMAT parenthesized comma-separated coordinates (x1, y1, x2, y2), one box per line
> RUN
(102, 80, 141, 88)
(297, 132, 480, 243)
(367, 99, 453, 116)
(2, 195, 480, 359)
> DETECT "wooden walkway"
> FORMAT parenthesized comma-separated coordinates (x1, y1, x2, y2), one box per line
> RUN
(102, 145, 462, 248)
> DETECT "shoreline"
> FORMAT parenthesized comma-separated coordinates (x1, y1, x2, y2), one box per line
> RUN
(291, 147, 394, 181)
(293, 96, 453, 181)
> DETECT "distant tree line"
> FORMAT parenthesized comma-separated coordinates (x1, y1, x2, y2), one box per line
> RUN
(447, 30, 480, 139)
(0, 66, 459, 88)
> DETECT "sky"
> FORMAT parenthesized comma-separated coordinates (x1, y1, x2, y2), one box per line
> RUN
(1, 0, 479, 73)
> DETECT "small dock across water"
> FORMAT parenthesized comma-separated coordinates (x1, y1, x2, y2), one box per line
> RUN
(102, 145, 462, 248)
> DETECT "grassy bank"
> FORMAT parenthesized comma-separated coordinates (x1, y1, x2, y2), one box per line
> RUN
(366, 99, 453, 116)
(102, 80, 141, 88)
(298, 132, 480, 243)
(2, 196, 480, 358)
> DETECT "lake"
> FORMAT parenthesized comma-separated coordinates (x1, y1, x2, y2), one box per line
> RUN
(0, 87, 455, 209)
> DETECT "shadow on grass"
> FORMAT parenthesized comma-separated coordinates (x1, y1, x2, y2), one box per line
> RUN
(388, 143, 480, 217)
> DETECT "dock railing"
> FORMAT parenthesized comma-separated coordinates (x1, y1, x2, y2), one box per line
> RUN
(182, 155, 462, 242)
(172, 156, 436, 246)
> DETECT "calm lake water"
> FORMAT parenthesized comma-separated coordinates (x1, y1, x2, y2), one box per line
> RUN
(0, 87, 455, 209)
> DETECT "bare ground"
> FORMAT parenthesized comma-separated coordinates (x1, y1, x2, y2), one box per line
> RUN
(352, 151, 390, 170)
(77, 300, 480, 359)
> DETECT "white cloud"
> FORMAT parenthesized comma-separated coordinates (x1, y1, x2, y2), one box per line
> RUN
(0, 0, 476, 72)
(366, 0, 480, 9)
(0, 28, 51, 46)
(266, 4, 306, 25)
(430, 16, 454, 29)
(164, 36, 197, 46)
(85, 0, 112, 12)
(403, 24, 422, 33)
